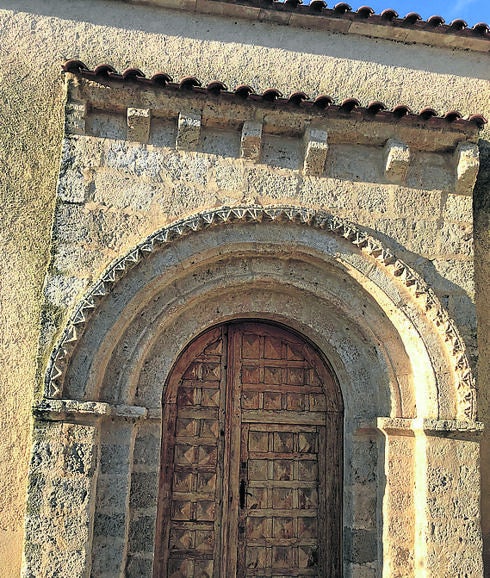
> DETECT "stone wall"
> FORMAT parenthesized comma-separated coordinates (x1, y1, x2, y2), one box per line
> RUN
(0, 0, 488, 575)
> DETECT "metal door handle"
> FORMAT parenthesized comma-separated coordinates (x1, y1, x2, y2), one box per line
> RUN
(240, 479, 253, 509)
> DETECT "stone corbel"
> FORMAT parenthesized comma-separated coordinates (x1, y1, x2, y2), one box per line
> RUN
(453, 141, 480, 195)
(176, 111, 201, 150)
(65, 99, 87, 135)
(384, 138, 410, 183)
(240, 120, 263, 161)
(303, 127, 329, 176)
(127, 107, 151, 143)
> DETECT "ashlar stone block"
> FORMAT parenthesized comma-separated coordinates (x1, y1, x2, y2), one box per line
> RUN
(384, 138, 410, 183)
(176, 111, 201, 150)
(240, 120, 262, 161)
(453, 142, 479, 195)
(303, 127, 328, 176)
(127, 107, 151, 143)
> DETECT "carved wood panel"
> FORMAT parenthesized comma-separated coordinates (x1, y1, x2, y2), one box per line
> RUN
(154, 323, 342, 578)
(155, 327, 226, 578)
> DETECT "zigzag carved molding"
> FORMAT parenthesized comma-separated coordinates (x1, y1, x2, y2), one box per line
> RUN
(44, 205, 476, 420)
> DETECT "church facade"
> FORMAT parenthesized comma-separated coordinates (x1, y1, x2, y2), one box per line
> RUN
(0, 1, 489, 576)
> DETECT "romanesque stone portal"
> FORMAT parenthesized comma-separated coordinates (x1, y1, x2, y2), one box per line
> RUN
(20, 31, 486, 574)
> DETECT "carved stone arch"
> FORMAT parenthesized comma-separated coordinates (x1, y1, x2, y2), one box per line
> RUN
(45, 205, 475, 421)
(26, 205, 482, 578)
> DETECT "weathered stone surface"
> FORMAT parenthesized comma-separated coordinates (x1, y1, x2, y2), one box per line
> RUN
(176, 111, 201, 151)
(22, 422, 98, 577)
(127, 107, 151, 143)
(128, 515, 155, 554)
(129, 472, 158, 509)
(303, 127, 328, 176)
(65, 100, 87, 135)
(454, 142, 480, 195)
(240, 120, 262, 161)
(384, 138, 410, 183)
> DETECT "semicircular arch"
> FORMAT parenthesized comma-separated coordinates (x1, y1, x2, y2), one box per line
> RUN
(44, 205, 476, 421)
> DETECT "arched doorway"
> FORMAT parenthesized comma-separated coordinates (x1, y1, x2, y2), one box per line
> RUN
(153, 321, 343, 577)
(24, 207, 482, 578)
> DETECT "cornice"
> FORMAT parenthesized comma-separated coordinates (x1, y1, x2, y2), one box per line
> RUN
(108, 0, 490, 53)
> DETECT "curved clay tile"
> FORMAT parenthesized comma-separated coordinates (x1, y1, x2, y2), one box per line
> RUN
(287, 91, 309, 105)
(234, 84, 255, 98)
(468, 114, 488, 128)
(94, 64, 117, 77)
(473, 22, 490, 34)
(340, 98, 360, 112)
(444, 111, 463, 122)
(62, 59, 89, 73)
(121, 68, 146, 80)
(392, 104, 412, 117)
(313, 94, 334, 108)
(262, 88, 283, 101)
(366, 101, 386, 114)
(427, 15, 445, 27)
(206, 81, 228, 94)
(357, 6, 374, 18)
(309, 0, 327, 12)
(151, 72, 173, 86)
(61, 61, 486, 130)
(449, 19, 468, 30)
(381, 9, 398, 21)
(403, 12, 422, 24)
(419, 107, 439, 119)
(334, 3, 352, 14)
(179, 76, 202, 89)
(284, 0, 303, 7)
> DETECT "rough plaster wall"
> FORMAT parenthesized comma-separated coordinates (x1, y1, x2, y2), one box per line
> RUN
(0, 0, 488, 574)
(0, 9, 64, 575)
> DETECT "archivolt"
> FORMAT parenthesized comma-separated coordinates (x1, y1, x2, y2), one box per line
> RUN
(44, 205, 476, 420)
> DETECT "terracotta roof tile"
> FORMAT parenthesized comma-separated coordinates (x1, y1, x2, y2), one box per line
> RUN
(62, 60, 488, 129)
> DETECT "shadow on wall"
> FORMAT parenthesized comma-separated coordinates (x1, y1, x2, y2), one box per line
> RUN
(473, 139, 490, 576)
(2, 0, 490, 80)
(362, 221, 477, 369)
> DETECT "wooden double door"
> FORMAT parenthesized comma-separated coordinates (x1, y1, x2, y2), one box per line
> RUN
(154, 322, 342, 578)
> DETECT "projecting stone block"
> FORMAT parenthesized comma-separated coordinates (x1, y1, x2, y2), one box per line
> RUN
(176, 111, 201, 150)
(303, 127, 328, 176)
(65, 100, 87, 134)
(453, 142, 479, 195)
(127, 107, 151, 143)
(384, 138, 410, 183)
(240, 121, 263, 161)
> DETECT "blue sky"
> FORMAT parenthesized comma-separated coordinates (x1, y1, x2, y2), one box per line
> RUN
(304, 1, 490, 26)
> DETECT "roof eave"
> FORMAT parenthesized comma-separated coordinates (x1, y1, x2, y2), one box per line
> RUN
(108, 0, 490, 53)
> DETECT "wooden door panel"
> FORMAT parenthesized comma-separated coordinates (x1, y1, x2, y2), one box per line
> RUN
(155, 323, 342, 578)
(235, 324, 329, 578)
(156, 328, 226, 578)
